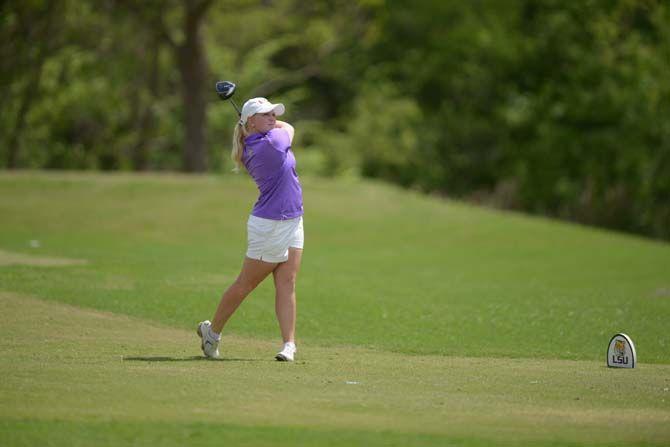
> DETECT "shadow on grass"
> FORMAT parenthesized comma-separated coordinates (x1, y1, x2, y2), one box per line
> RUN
(123, 356, 266, 362)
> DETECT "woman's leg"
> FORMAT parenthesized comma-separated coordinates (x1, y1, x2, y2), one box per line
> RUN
(273, 248, 303, 343)
(211, 257, 277, 334)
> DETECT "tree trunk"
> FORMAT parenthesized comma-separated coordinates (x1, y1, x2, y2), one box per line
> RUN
(177, 0, 212, 172)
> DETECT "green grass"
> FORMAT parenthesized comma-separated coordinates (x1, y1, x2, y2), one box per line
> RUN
(1, 171, 669, 446)
(1, 292, 669, 446)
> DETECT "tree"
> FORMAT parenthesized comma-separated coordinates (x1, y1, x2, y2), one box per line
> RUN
(119, 0, 213, 172)
(0, 0, 64, 168)
(170, 0, 214, 172)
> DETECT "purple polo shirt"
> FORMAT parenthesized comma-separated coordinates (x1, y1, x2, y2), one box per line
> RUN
(242, 128, 304, 220)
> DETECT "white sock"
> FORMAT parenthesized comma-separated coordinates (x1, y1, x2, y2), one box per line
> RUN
(285, 341, 296, 349)
(209, 327, 221, 341)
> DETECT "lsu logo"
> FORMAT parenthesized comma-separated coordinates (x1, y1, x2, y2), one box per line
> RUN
(614, 340, 626, 356)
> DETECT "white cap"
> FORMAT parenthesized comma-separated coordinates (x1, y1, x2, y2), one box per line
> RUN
(240, 97, 285, 125)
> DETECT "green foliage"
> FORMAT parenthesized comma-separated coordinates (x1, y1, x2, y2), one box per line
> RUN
(339, 0, 670, 239)
(503, 0, 670, 238)
(348, 81, 423, 185)
(1, 0, 669, 239)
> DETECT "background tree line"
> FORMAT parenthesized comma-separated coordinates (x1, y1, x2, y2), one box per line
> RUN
(1, 0, 669, 240)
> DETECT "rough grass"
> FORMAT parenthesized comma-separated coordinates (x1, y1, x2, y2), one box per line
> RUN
(1, 171, 669, 446)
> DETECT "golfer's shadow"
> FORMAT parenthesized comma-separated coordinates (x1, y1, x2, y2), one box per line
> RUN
(123, 355, 265, 362)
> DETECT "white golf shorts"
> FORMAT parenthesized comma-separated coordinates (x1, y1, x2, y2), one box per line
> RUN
(246, 215, 304, 263)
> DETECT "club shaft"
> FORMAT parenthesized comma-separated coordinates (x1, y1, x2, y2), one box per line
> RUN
(230, 99, 241, 116)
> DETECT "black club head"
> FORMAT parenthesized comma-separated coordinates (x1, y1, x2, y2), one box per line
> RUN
(215, 81, 236, 100)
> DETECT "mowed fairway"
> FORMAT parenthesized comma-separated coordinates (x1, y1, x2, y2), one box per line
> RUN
(1, 172, 669, 446)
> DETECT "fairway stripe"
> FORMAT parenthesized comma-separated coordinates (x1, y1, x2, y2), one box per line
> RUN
(0, 249, 88, 267)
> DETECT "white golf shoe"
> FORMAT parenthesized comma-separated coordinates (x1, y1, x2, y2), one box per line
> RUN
(275, 342, 296, 362)
(197, 320, 220, 359)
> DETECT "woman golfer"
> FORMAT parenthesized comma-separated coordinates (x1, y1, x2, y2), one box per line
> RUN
(198, 97, 304, 361)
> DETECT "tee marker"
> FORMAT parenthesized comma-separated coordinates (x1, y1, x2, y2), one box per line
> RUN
(607, 333, 637, 368)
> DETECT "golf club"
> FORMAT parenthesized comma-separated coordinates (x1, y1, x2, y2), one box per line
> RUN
(215, 80, 241, 116)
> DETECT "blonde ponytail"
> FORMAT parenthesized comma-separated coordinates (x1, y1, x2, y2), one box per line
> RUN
(231, 121, 248, 172)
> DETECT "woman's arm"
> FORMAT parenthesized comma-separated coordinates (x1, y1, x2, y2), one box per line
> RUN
(275, 120, 295, 143)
